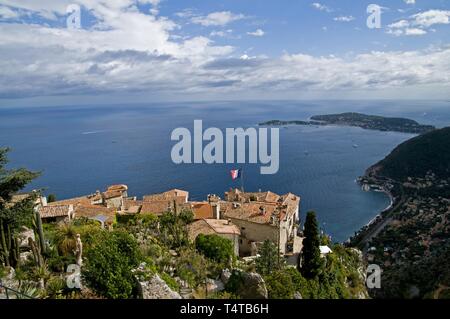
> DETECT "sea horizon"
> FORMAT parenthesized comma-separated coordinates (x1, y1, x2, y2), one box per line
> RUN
(2, 100, 449, 242)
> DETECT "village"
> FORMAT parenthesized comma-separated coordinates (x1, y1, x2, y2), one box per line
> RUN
(1, 150, 366, 300)
(34, 184, 310, 261)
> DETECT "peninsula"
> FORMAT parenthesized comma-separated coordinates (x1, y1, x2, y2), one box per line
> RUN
(259, 112, 435, 134)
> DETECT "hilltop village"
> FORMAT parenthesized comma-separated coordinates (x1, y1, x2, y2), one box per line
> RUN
(1, 146, 368, 300)
(36, 185, 305, 260)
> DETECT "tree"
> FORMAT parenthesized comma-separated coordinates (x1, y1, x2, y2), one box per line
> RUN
(301, 211, 322, 279)
(0, 147, 40, 267)
(195, 234, 234, 264)
(256, 240, 280, 276)
(265, 270, 296, 299)
(82, 230, 141, 299)
(47, 194, 56, 203)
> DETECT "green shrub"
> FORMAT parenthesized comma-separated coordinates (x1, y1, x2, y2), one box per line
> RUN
(195, 234, 234, 264)
(175, 248, 211, 288)
(224, 270, 245, 294)
(160, 272, 179, 291)
(47, 194, 57, 203)
(82, 230, 141, 299)
(265, 270, 295, 299)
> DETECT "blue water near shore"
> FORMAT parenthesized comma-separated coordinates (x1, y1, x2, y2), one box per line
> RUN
(1, 100, 449, 242)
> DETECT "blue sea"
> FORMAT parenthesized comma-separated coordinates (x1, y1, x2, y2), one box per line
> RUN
(1, 100, 449, 242)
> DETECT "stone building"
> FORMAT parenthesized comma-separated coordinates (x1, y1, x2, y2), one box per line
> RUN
(139, 189, 189, 216)
(188, 218, 241, 256)
(38, 204, 74, 223)
(221, 189, 300, 256)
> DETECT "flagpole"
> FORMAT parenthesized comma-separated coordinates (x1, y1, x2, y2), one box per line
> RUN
(241, 168, 244, 192)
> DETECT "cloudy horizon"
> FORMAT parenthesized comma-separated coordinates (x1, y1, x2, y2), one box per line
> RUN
(0, 0, 450, 107)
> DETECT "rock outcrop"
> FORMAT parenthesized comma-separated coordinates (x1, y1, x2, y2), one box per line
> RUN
(225, 269, 268, 299)
(138, 274, 182, 299)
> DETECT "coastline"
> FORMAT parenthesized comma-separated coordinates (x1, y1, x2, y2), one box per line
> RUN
(347, 175, 399, 246)
(362, 188, 394, 229)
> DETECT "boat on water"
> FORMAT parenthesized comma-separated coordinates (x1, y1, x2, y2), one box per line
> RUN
(352, 144, 359, 148)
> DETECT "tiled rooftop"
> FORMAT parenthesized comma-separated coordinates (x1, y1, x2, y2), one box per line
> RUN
(188, 219, 240, 241)
(39, 205, 72, 218)
(143, 189, 189, 202)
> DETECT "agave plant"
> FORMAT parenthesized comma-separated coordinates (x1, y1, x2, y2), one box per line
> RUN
(32, 263, 51, 290)
(14, 267, 27, 289)
(55, 223, 78, 257)
(44, 276, 66, 298)
(16, 282, 41, 299)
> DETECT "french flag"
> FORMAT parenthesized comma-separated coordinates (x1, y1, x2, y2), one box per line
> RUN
(230, 169, 241, 180)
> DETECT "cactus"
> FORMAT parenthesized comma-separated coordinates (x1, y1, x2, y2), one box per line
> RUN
(31, 209, 46, 257)
(0, 222, 10, 266)
(0, 222, 17, 267)
(28, 237, 43, 268)
(34, 210, 46, 255)
(12, 237, 20, 267)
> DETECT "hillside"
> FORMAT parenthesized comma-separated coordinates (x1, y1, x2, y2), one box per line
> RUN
(361, 127, 450, 299)
(370, 127, 450, 181)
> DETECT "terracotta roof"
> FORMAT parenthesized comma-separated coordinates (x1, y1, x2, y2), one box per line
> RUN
(39, 205, 73, 218)
(204, 219, 240, 235)
(143, 189, 189, 202)
(102, 190, 123, 199)
(48, 196, 92, 207)
(107, 184, 128, 192)
(189, 202, 214, 220)
(280, 193, 300, 207)
(264, 191, 280, 203)
(73, 204, 116, 223)
(222, 202, 278, 224)
(140, 201, 172, 216)
(88, 193, 102, 202)
(124, 199, 142, 214)
(225, 189, 280, 203)
(165, 189, 189, 198)
(188, 219, 240, 241)
(188, 220, 217, 241)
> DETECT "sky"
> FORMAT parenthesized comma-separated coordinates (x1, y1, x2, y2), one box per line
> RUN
(0, 0, 449, 106)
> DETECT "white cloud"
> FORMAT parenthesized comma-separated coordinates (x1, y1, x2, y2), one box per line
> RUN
(0, 1, 449, 101)
(388, 28, 427, 36)
(333, 16, 355, 22)
(412, 10, 450, 27)
(311, 3, 331, 13)
(388, 20, 409, 29)
(406, 28, 427, 35)
(387, 9, 450, 36)
(247, 29, 265, 37)
(404, 0, 415, 4)
(210, 29, 233, 38)
(191, 11, 245, 26)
